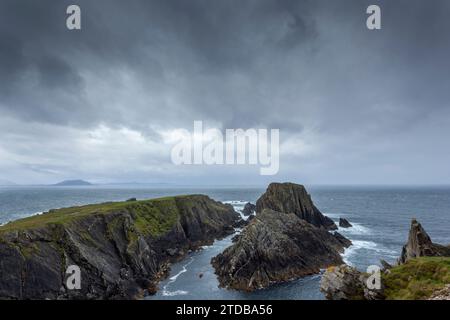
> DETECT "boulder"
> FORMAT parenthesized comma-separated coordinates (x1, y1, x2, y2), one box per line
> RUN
(241, 202, 256, 216)
(255, 183, 337, 230)
(211, 209, 351, 291)
(320, 265, 384, 300)
(339, 218, 352, 228)
(399, 219, 450, 264)
(320, 265, 366, 300)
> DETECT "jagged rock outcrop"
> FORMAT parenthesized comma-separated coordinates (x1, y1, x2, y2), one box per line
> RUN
(241, 202, 256, 216)
(321, 219, 450, 300)
(320, 264, 384, 300)
(399, 219, 450, 264)
(0, 195, 241, 299)
(211, 209, 351, 291)
(339, 218, 352, 228)
(255, 183, 336, 230)
(320, 265, 366, 300)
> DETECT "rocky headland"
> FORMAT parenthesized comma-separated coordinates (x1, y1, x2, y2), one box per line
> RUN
(212, 182, 351, 291)
(320, 219, 450, 300)
(0, 195, 241, 299)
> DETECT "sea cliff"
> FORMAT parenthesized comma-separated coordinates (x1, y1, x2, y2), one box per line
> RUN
(0, 195, 241, 299)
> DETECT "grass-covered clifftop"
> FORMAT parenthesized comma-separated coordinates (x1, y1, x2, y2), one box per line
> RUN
(0, 195, 223, 237)
(383, 257, 450, 300)
(0, 194, 240, 299)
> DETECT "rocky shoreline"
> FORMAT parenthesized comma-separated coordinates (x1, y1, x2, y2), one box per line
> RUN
(320, 219, 450, 300)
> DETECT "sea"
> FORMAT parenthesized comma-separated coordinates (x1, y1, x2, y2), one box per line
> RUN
(0, 185, 449, 300)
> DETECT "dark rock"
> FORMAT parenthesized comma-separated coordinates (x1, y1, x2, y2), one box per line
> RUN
(198, 273, 204, 279)
(126, 198, 137, 202)
(211, 209, 350, 291)
(232, 218, 248, 228)
(399, 219, 450, 264)
(242, 202, 256, 216)
(255, 183, 337, 230)
(339, 218, 352, 228)
(231, 234, 241, 243)
(0, 195, 241, 299)
(333, 232, 352, 247)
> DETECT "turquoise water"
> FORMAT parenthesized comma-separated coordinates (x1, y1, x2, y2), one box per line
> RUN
(1, 185, 449, 299)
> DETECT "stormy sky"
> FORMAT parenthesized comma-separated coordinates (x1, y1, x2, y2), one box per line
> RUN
(1, 0, 450, 185)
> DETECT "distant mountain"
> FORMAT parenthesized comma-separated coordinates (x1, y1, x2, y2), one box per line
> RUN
(53, 180, 93, 186)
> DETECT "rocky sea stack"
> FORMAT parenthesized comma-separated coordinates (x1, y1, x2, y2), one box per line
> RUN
(256, 183, 337, 230)
(241, 202, 256, 216)
(212, 182, 350, 291)
(212, 209, 351, 291)
(0, 195, 241, 299)
(399, 219, 450, 264)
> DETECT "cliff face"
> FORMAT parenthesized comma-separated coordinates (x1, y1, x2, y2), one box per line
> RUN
(399, 219, 450, 264)
(0, 195, 240, 299)
(255, 183, 337, 230)
(211, 209, 350, 292)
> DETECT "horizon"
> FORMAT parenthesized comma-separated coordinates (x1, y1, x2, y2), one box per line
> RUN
(3, 179, 450, 189)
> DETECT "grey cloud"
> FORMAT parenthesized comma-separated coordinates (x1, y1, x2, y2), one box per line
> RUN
(0, 0, 449, 184)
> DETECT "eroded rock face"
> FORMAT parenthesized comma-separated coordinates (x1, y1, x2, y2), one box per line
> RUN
(0, 195, 240, 299)
(255, 183, 337, 230)
(399, 219, 450, 264)
(211, 209, 350, 292)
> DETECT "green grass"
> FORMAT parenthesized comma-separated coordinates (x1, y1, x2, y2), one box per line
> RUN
(383, 257, 450, 300)
(0, 195, 199, 237)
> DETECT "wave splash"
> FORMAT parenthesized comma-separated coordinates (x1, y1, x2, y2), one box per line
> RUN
(161, 257, 195, 297)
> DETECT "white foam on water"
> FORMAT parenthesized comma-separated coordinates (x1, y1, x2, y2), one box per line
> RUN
(162, 257, 195, 297)
(343, 240, 397, 265)
(338, 222, 372, 236)
(224, 200, 254, 220)
(323, 212, 345, 218)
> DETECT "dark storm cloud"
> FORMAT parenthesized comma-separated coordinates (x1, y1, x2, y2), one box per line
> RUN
(0, 0, 322, 128)
(0, 0, 450, 184)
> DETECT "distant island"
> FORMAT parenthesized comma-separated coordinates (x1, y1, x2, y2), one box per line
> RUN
(53, 179, 93, 186)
